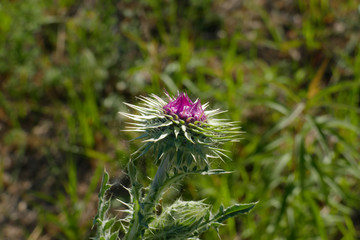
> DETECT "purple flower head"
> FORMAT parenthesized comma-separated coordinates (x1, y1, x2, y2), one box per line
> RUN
(163, 92, 207, 123)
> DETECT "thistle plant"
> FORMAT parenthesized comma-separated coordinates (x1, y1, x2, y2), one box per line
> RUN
(93, 92, 257, 240)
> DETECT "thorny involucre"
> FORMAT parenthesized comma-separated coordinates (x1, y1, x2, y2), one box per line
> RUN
(120, 92, 241, 169)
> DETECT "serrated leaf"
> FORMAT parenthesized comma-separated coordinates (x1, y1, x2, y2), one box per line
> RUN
(99, 170, 110, 197)
(213, 202, 258, 223)
(94, 170, 122, 240)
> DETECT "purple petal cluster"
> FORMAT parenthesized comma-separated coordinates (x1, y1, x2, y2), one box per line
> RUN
(163, 92, 207, 123)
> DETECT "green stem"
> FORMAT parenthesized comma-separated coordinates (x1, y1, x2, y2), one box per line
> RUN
(144, 154, 170, 213)
(126, 155, 171, 240)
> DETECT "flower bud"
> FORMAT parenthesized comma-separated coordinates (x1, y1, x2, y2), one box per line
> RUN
(120, 92, 241, 170)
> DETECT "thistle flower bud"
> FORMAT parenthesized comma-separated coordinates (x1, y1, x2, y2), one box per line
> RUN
(120, 92, 241, 170)
(163, 92, 207, 123)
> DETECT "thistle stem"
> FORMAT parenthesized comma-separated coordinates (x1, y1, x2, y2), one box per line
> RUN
(126, 155, 171, 240)
(145, 154, 170, 207)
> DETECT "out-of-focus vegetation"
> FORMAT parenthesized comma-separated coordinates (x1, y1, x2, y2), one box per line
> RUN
(0, 0, 359, 239)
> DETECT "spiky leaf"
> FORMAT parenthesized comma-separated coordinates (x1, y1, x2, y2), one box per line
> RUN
(94, 170, 120, 240)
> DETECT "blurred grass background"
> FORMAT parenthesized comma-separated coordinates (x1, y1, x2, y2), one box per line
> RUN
(0, 0, 359, 239)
